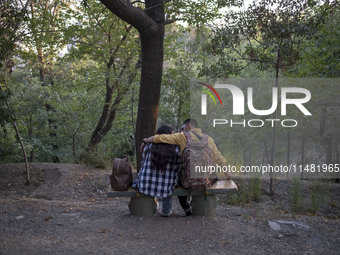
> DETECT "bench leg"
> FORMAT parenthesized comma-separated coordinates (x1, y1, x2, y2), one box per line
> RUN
(128, 196, 157, 216)
(191, 195, 216, 217)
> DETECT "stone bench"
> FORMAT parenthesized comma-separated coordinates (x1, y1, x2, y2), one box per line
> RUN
(108, 180, 238, 217)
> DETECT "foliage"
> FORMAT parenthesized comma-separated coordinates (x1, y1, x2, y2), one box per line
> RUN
(0, 0, 27, 68)
(164, 0, 243, 25)
(0, 0, 27, 127)
(224, 178, 262, 205)
(0, 0, 339, 170)
(0, 88, 12, 125)
(158, 25, 196, 129)
(289, 179, 331, 216)
(200, 0, 332, 78)
(294, 7, 340, 77)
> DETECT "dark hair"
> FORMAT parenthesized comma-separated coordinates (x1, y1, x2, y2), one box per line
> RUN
(155, 125, 173, 135)
(149, 125, 178, 172)
(182, 118, 198, 128)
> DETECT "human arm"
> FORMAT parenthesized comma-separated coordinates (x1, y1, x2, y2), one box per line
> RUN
(154, 133, 186, 154)
(140, 136, 155, 153)
(141, 133, 186, 155)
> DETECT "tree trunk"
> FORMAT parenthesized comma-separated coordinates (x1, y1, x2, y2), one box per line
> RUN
(85, 58, 137, 154)
(131, 86, 136, 135)
(28, 1, 61, 163)
(26, 116, 35, 162)
(269, 47, 281, 195)
(0, 84, 30, 184)
(176, 97, 183, 131)
(46, 104, 59, 163)
(100, 0, 165, 170)
(135, 27, 164, 169)
(262, 125, 270, 165)
(326, 135, 332, 165)
(287, 131, 291, 166)
(287, 131, 291, 178)
(38, 44, 59, 162)
(269, 78, 279, 195)
(301, 137, 305, 180)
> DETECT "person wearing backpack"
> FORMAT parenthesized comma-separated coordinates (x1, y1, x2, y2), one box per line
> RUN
(132, 125, 182, 217)
(141, 119, 231, 215)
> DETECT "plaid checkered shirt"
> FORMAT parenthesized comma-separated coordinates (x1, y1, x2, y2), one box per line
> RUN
(132, 143, 181, 198)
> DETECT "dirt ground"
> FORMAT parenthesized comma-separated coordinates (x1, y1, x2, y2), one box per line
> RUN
(0, 163, 339, 255)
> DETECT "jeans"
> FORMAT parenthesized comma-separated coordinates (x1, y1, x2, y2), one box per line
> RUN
(178, 196, 191, 211)
(162, 195, 172, 214)
(162, 195, 191, 214)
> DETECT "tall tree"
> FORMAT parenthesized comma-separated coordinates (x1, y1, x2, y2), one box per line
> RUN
(99, 0, 164, 168)
(201, 0, 332, 193)
(99, 0, 238, 168)
(0, 0, 30, 183)
(70, 1, 140, 155)
(19, 0, 72, 162)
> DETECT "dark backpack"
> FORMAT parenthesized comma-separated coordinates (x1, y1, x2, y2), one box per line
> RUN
(110, 157, 133, 191)
(180, 131, 214, 189)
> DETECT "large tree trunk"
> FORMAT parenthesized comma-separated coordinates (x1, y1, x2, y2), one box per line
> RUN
(100, 0, 165, 170)
(136, 25, 164, 169)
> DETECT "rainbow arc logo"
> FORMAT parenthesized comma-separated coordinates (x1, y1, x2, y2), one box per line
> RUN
(198, 82, 223, 115)
(198, 82, 222, 106)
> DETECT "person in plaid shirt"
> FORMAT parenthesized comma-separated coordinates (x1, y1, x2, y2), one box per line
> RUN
(132, 125, 181, 217)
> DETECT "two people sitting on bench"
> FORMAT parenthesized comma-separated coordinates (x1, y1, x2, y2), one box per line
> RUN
(142, 119, 231, 181)
(135, 119, 230, 216)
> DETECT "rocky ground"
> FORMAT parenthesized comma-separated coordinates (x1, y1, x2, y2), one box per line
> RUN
(0, 163, 339, 255)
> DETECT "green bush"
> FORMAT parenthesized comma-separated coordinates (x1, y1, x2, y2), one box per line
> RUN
(223, 178, 262, 206)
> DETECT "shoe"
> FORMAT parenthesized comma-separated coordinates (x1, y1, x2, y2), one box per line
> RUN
(161, 210, 172, 217)
(154, 198, 159, 210)
(184, 207, 192, 216)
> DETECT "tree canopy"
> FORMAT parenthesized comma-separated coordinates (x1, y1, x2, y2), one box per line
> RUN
(0, 0, 338, 183)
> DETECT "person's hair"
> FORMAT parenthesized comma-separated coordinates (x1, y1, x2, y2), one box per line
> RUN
(149, 125, 178, 172)
(182, 118, 198, 128)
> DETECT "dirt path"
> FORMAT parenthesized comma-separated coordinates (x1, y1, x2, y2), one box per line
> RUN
(0, 163, 339, 254)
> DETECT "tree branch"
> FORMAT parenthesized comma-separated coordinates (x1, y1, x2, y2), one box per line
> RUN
(131, 0, 144, 5)
(165, 18, 181, 25)
(99, 0, 157, 36)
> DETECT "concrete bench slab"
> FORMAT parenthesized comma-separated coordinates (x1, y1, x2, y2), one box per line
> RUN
(107, 180, 238, 217)
(107, 180, 238, 197)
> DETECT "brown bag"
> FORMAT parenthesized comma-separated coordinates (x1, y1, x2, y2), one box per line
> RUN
(110, 157, 133, 191)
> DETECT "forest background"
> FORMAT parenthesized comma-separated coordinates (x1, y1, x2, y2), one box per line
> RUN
(0, 0, 339, 183)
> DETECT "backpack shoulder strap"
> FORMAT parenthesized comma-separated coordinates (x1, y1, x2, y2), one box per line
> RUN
(191, 131, 202, 141)
(183, 131, 191, 144)
(202, 134, 209, 144)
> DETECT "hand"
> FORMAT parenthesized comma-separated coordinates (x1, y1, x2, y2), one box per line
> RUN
(140, 141, 146, 153)
(140, 136, 154, 153)
(226, 171, 231, 180)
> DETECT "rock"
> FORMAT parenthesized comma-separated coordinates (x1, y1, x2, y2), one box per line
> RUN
(274, 220, 310, 230)
(268, 221, 282, 231)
